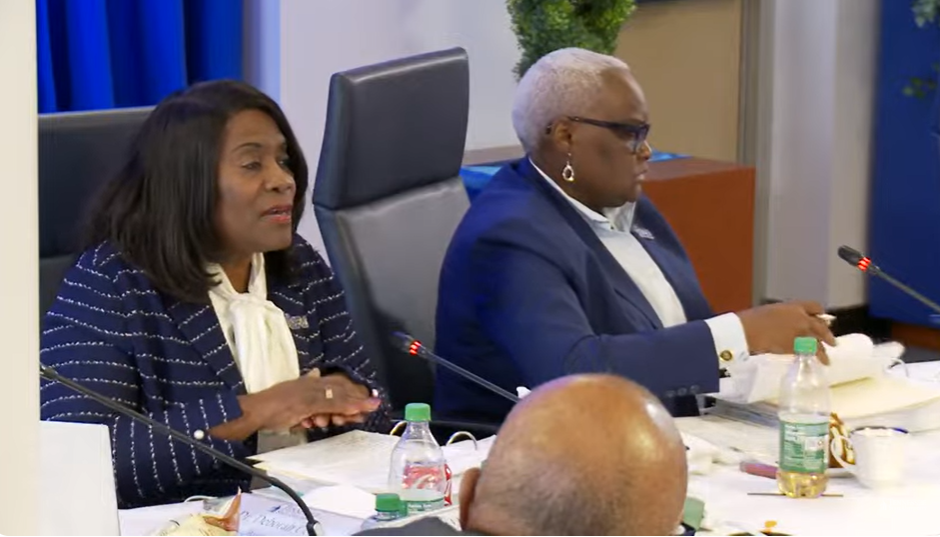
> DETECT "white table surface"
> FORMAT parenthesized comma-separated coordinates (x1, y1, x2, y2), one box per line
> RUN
(682, 360, 940, 536)
(121, 361, 940, 536)
(682, 427, 940, 535)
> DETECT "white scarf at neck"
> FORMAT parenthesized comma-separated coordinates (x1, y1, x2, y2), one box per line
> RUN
(207, 253, 300, 394)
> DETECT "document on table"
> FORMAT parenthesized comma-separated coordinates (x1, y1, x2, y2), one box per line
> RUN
(302, 485, 379, 519)
(234, 492, 372, 536)
(250, 430, 493, 493)
(238, 509, 308, 536)
(251, 431, 398, 491)
(828, 375, 940, 418)
(118, 502, 204, 536)
(238, 493, 367, 536)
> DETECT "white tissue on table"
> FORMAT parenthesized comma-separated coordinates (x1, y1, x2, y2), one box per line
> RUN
(724, 333, 901, 404)
(682, 432, 743, 475)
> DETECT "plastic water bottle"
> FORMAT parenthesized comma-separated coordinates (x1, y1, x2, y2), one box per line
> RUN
(777, 337, 831, 498)
(359, 493, 405, 531)
(388, 403, 447, 513)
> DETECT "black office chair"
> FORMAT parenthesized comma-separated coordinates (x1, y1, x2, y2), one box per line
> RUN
(39, 107, 151, 315)
(313, 48, 493, 434)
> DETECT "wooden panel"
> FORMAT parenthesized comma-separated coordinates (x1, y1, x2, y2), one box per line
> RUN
(642, 157, 755, 313)
(616, 0, 743, 162)
(891, 323, 940, 353)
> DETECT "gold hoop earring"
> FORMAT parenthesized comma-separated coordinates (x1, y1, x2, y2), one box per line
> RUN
(562, 155, 575, 183)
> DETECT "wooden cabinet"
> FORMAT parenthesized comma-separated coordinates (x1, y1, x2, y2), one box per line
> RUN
(643, 157, 755, 313)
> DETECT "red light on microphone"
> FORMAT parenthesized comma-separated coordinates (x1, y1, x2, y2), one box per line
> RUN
(857, 257, 871, 272)
(408, 341, 422, 356)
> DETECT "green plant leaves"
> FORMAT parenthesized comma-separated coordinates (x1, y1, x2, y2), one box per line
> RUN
(904, 1, 940, 97)
(506, 0, 637, 79)
(912, 0, 940, 27)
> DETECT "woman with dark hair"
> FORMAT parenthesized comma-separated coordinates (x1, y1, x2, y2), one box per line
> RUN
(40, 80, 387, 507)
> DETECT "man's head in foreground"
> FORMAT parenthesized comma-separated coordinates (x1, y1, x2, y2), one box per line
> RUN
(459, 374, 688, 535)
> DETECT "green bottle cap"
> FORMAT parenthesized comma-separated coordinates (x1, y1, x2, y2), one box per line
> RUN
(794, 337, 818, 355)
(375, 493, 402, 512)
(404, 402, 431, 422)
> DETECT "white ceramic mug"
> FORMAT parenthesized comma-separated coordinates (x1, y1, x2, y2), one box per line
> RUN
(830, 426, 909, 489)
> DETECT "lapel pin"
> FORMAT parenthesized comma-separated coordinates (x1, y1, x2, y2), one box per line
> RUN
(633, 227, 655, 240)
(285, 315, 308, 330)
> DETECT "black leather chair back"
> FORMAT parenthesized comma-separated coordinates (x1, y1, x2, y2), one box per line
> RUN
(39, 107, 151, 314)
(313, 48, 471, 410)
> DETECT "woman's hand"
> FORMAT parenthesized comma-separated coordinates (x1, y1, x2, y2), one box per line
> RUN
(297, 369, 378, 429)
(737, 301, 837, 364)
(239, 368, 381, 432)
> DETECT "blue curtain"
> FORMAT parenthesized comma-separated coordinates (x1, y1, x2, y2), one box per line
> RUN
(37, 0, 243, 113)
(869, 0, 940, 327)
(933, 70, 940, 137)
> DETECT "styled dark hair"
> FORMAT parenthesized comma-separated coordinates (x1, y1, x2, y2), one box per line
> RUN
(85, 80, 309, 303)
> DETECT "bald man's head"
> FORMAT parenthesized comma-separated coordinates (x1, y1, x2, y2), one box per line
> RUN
(458, 375, 687, 536)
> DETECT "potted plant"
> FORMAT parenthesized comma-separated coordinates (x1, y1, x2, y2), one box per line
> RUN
(506, 0, 637, 79)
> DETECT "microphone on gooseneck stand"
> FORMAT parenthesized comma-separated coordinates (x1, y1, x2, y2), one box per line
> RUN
(394, 333, 696, 456)
(39, 365, 324, 536)
(837, 245, 940, 316)
(391, 332, 520, 404)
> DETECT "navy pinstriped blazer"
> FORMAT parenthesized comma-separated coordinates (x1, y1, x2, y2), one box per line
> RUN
(40, 235, 388, 508)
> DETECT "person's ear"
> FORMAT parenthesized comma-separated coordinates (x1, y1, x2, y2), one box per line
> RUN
(547, 119, 574, 155)
(458, 467, 481, 529)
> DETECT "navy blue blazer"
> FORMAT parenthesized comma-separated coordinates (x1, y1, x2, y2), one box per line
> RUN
(434, 159, 720, 422)
(40, 236, 388, 508)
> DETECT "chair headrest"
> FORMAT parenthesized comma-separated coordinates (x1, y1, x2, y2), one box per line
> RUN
(39, 107, 152, 257)
(314, 47, 470, 210)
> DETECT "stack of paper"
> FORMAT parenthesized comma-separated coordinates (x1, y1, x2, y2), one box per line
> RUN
(251, 430, 398, 491)
(827, 376, 940, 431)
(250, 430, 493, 493)
(713, 370, 940, 433)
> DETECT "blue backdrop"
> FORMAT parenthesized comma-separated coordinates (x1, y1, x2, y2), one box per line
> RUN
(37, 0, 243, 113)
(870, 0, 940, 326)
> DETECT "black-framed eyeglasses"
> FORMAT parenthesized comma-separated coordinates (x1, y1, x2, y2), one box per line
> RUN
(566, 116, 651, 154)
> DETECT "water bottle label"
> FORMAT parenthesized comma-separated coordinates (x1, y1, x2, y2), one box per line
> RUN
(779, 421, 829, 473)
(399, 463, 447, 513)
(404, 498, 446, 513)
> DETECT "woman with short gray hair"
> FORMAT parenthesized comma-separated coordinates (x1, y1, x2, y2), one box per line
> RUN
(434, 48, 835, 423)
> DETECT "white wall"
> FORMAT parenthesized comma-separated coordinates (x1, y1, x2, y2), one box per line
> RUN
(243, 0, 280, 100)
(755, 0, 877, 308)
(255, 0, 880, 308)
(248, 0, 520, 253)
(0, 0, 39, 534)
(828, 0, 878, 307)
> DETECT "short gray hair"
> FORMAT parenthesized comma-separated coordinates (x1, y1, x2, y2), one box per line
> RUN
(478, 462, 633, 535)
(512, 48, 630, 153)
